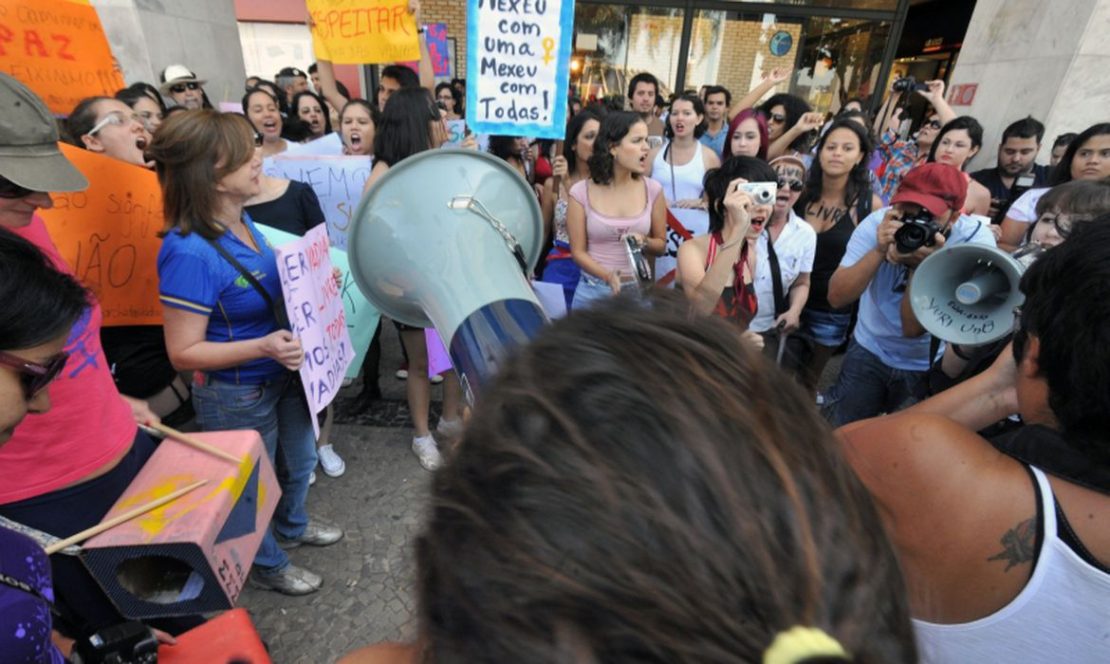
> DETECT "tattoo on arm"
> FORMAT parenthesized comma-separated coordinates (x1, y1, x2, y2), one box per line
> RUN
(986, 518, 1036, 572)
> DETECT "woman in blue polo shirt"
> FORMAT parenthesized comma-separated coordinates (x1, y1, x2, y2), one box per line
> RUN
(149, 110, 342, 596)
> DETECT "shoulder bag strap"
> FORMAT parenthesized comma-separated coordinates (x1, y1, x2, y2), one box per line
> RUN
(204, 235, 290, 330)
(765, 228, 787, 317)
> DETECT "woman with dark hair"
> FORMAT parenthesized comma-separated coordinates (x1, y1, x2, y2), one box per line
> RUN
(362, 87, 463, 472)
(723, 107, 769, 161)
(340, 297, 916, 663)
(291, 90, 332, 141)
(927, 116, 991, 217)
(761, 92, 824, 162)
(434, 82, 463, 120)
(540, 110, 601, 307)
(0, 228, 90, 664)
(1025, 179, 1110, 248)
(648, 93, 720, 282)
(487, 135, 530, 181)
(251, 79, 290, 116)
(339, 99, 378, 157)
(999, 122, 1110, 250)
(243, 87, 289, 158)
(66, 96, 152, 168)
(151, 109, 343, 596)
(567, 111, 667, 308)
(794, 118, 883, 391)
(115, 82, 166, 134)
(676, 156, 774, 346)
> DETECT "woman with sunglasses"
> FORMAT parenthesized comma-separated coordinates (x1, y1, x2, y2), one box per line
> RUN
(0, 73, 199, 637)
(793, 118, 883, 392)
(0, 228, 89, 663)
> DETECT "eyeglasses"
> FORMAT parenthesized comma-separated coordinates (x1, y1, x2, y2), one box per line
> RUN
(170, 82, 200, 94)
(87, 111, 143, 137)
(1036, 212, 1086, 239)
(769, 113, 786, 124)
(777, 177, 804, 192)
(0, 176, 37, 199)
(0, 351, 68, 401)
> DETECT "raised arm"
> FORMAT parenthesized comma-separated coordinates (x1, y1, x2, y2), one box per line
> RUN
(766, 112, 824, 161)
(313, 59, 350, 117)
(728, 68, 791, 120)
(411, 0, 434, 91)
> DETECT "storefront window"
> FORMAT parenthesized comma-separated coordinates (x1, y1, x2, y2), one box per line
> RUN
(571, 5, 687, 104)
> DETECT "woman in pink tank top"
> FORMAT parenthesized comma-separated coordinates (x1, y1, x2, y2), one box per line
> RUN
(566, 112, 668, 309)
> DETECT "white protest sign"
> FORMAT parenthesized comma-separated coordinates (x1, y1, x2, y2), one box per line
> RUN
(273, 225, 354, 438)
(284, 132, 344, 157)
(466, 0, 575, 139)
(262, 155, 373, 251)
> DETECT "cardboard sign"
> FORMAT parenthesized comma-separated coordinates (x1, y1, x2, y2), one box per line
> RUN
(466, 0, 574, 139)
(273, 225, 355, 437)
(0, 0, 125, 115)
(258, 225, 380, 382)
(426, 23, 450, 77)
(308, 0, 419, 65)
(444, 119, 467, 146)
(261, 154, 373, 251)
(40, 144, 164, 326)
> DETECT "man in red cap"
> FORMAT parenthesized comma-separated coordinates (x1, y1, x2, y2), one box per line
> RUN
(823, 163, 997, 425)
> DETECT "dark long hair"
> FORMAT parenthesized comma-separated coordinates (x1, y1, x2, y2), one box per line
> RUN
(1050, 122, 1110, 186)
(417, 295, 917, 663)
(434, 82, 464, 118)
(291, 90, 332, 136)
(115, 83, 166, 114)
(703, 156, 778, 235)
(795, 119, 875, 217)
(760, 93, 813, 152)
(65, 96, 114, 146)
(927, 116, 984, 169)
(587, 111, 644, 185)
(373, 87, 440, 167)
(487, 135, 523, 161)
(0, 229, 89, 350)
(563, 110, 601, 173)
(663, 93, 708, 140)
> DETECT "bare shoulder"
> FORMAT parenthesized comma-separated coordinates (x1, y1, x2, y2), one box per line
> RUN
(702, 144, 722, 168)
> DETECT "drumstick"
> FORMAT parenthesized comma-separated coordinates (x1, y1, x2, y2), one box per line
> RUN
(145, 422, 240, 463)
(552, 140, 565, 195)
(44, 480, 208, 555)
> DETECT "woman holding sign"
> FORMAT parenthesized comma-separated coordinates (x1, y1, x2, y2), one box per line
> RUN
(363, 87, 464, 472)
(150, 110, 343, 596)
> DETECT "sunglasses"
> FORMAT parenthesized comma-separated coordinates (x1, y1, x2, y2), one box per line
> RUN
(923, 119, 942, 130)
(0, 351, 68, 401)
(769, 113, 787, 123)
(777, 178, 804, 192)
(0, 176, 36, 199)
(87, 111, 143, 137)
(170, 82, 201, 94)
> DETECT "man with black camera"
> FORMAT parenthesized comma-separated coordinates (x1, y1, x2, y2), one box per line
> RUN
(971, 116, 1052, 222)
(823, 163, 996, 425)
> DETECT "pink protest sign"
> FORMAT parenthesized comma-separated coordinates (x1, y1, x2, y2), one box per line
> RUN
(273, 225, 354, 438)
(426, 23, 450, 77)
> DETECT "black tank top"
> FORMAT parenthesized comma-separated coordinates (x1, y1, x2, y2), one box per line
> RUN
(806, 194, 871, 313)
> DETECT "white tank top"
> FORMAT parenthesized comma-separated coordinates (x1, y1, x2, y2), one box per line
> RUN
(913, 466, 1110, 663)
(652, 142, 710, 284)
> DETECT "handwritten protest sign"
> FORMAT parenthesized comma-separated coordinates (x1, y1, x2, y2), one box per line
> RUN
(273, 225, 355, 437)
(262, 155, 373, 251)
(1, 0, 126, 115)
(466, 0, 574, 139)
(40, 144, 163, 326)
(259, 225, 380, 382)
(426, 23, 450, 77)
(308, 0, 419, 65)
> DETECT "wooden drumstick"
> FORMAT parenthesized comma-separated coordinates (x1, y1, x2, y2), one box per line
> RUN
(145, 422, 240, 463)
(552, 140, 565, 195)
(44, 480, 208, 554)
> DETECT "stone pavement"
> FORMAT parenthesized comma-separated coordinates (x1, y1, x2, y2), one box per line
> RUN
(234, 327, 844, 663)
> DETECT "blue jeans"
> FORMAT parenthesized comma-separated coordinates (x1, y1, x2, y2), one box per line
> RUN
(823, 340, 928, 427)
(192, 372, 316, 573)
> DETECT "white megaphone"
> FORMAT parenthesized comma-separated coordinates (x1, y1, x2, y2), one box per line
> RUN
(910, 243, 1032, 345)
(347, 148, 547, 399)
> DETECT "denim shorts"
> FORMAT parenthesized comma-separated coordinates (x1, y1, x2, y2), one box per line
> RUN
(800, 308, 853, 348)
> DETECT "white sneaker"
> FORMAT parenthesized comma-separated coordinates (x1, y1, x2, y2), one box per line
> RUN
(436, 416, 463, 440)
(309, 471, 317, 486)
(395, 367, 409, 380)
(411, 434, 442, 471)
(317, 444, 346, 477)
(429, 373, 444, 385)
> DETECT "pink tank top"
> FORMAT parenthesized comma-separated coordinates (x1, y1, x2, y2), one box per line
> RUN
(0, 217, 135, 504)
(569, 178, 662, 272)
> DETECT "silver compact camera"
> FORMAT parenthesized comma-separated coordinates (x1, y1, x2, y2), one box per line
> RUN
(736, 181, 778, 205)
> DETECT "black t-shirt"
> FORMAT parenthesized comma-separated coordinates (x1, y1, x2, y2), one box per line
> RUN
(245, 180, 326, 237)
(101, 325, 177, 397)
(971, 164, 1051, 208)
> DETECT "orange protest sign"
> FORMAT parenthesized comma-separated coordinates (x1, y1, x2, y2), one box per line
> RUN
(40, 144, 164, 326)
(308, 0, 419, 64)
(0, 0, 125, 115)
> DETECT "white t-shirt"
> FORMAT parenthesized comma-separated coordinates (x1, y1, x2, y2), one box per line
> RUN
(750, 211, 817, 333)
(1007, 187, 1049, 223)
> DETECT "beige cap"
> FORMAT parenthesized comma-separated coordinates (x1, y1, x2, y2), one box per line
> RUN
(0, 73, 88, 193)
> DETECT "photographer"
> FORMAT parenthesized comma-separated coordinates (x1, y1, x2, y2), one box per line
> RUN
(873, 79, 956, 202)
(824, 163, 995, 425)
(837, 222, 1110, 661)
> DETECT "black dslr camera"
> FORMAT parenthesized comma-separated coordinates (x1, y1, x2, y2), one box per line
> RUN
(894, 208, 942, 253)
(72, 621, 159, 664)
(892, 76, 927, 93)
